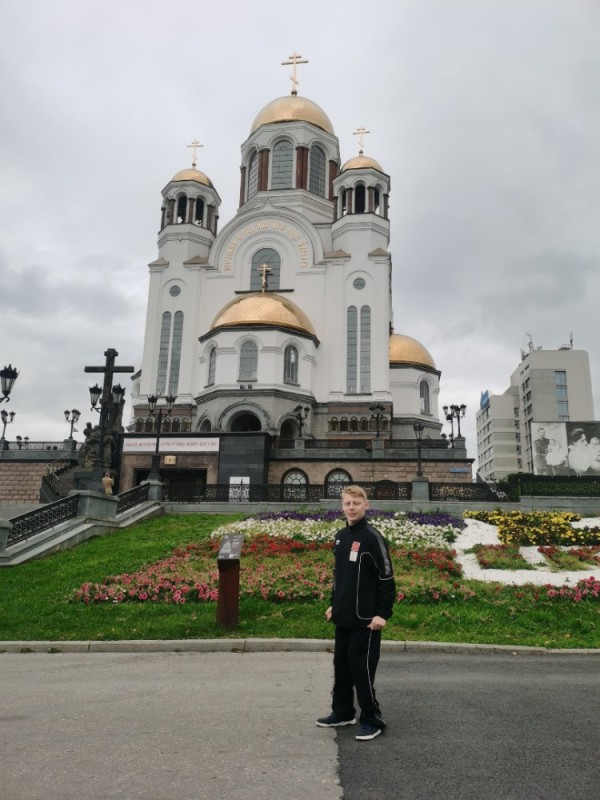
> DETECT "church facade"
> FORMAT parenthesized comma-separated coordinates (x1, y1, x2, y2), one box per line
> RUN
(124, 68, 472, 497)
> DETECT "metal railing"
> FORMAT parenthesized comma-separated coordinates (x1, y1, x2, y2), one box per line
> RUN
(429, 483, 498, 502)
(163, 481, 413, 503)
(8, 495, 79, 547)
(116, 483, 150, 515)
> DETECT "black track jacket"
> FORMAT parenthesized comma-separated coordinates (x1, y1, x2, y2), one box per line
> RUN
(330, 516, 396, 629)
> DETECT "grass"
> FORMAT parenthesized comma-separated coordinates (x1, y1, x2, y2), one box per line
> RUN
(0, 513, 599, 649)
(470, 543, 535, 570)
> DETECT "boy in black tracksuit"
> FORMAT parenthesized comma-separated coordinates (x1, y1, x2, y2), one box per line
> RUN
(316, 485, 396, 741)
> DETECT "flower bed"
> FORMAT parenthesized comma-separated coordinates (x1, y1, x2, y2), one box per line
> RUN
(464, 510, 600, 546)
(472, 543, 535, 570)
(538, 545, 600, 571)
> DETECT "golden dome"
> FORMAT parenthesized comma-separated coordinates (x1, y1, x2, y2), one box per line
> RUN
(212, 293, 316, 336)
(171, 167, 213, 188)
(251, 95, 334, 134)
(340, 155, 385, 173)
(389, 334, 436, 369)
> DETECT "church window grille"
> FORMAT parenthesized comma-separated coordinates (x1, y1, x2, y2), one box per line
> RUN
(360, 306, 371, 393)
(156, 312, 171, 394)
(248, 152, 258, 198)
(250, 247, 281, 291)
(283, 344, 298, 384)
(355, 184, 366, 213)
(176, 194, 187, 223)
(309, 145, 326, 196)
(239, 340, 258, 381)
(420, 381, 430, 414)
(208, 346, 217, 386)
(168, 311, 183, 395)
(271, 140, 294, 189)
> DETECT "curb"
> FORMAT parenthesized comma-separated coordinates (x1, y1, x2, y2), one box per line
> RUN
(1, 638, 599, 655)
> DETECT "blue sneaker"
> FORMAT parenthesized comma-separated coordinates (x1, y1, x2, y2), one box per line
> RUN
(355, 724, 383, 741)
(316, 713, 356, 727)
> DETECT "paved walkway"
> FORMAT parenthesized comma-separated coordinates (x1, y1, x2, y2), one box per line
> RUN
(455, 517, 600, 586)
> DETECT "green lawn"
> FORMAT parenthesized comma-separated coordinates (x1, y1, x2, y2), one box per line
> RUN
(0, 513, 598, 649)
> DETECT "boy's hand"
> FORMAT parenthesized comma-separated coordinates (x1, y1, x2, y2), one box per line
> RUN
(368, 616, 386, 631)
(325, 606, 332, 621)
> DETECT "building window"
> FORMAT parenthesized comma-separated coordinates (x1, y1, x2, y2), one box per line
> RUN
(168, 311, 183, 395)
(420, 381, 430, 414)
(207, 346, 217, 386)
(239, 340, 258, 381)
(271, 140, 293, 189)
(346, 306, 357, 393)
(329, 417, 339, 432)
(283, 344, 298, 384)
(325, 469, 351, 498)
(309, 145, 326, 196)
(247, 152, 258, 198)
(176, 194, 187, 223)
(283, 469, 307, 485)
(355, 184, 366, 213)
(360, 306, 371, 393)
(250, 247, 281, 291)
(156, 311, 171, 394)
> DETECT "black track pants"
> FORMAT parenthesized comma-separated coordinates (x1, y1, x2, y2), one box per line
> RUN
(331, 625, 384, 727)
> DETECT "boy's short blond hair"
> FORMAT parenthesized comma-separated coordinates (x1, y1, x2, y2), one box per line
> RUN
(341, 484, 368, 501)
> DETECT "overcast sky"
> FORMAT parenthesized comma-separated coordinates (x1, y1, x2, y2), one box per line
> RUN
(1, 0, 599, 466)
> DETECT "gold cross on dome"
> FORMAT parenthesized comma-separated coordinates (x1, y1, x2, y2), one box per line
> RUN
(281, 51, 308, 96)
(258, 263, 271, 292)
(353, 127, 370, 156)
(186, 139, 204, 168)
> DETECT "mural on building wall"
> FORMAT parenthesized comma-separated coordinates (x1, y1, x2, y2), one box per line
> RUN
(532, 421, 600, 476)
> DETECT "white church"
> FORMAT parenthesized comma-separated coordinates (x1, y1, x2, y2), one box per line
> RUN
(124, 56, 470, 497)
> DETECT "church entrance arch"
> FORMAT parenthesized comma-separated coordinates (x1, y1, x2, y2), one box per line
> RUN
(229, 411, 262, 432)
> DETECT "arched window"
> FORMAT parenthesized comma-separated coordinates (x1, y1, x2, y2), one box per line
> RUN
(176, 194, 187, 223)
(420, 381, 430, 414)
(156, 311, 171, 394)
(350, 416, 358, 432)
(360, 305, 371, 393)
(283, 345, 298, 384)
(373, 187, 381, 214)
(168, 311, 183, 395)
(239, 340, 258, 381)
(271, 140, 294, 189)
(360, 417, 369, 432)
(250, 247, 281, 291)
(329, 417, 339, 432)
(283, 469, 307, 485)
(340, 417, 349, 432)
(346, 306, 357, 393)
(144, 418, 153, 433)
(207, 346, 217, 386)
(135, 418, 144, 433)
(199, 418, 211, 432)
(309, 145, 326, 196)
(325, 469, 352, 498)
(162, 418, 172, 433)
(247, 152, 258, 198)
(355, 184, 366, 213)
(194, 197, 205, 225)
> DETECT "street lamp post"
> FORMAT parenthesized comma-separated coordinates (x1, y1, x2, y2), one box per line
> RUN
(413, 422, 424, 477)
(293, 404, 310, 437)
(1, 409, 15, 440)
(443, 403, 467, 446)
(16, 436, 29, 450)
(369, 404, 386, 438)
(0, 365, 18, 404)
(64, 408, 81, 439)
(147, 394, 176, 482)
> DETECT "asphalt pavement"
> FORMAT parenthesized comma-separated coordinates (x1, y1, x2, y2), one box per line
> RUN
(2, 645, 599, 800)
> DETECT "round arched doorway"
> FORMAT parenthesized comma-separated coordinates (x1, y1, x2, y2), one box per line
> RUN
(229, 412, 262, 432)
